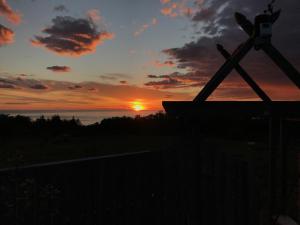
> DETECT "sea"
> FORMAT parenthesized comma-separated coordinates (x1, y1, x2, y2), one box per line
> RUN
(0, 110, 160, 125)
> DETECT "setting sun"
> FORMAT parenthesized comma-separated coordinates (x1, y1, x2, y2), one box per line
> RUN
(131, 101, 145, 111)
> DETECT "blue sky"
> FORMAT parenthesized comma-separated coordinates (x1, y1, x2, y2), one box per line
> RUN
(0, 0, 299, 110)
(1, 0, 193, 84)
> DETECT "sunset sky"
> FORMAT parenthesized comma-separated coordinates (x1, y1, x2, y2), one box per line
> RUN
(0, 0, 299, 111)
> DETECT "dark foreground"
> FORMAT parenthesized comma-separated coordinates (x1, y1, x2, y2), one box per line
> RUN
(0, 113, 299, 224)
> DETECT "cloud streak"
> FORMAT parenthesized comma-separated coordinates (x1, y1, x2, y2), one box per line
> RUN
(30, 84, 48, 90)
(47, 66, 71, 73)
(145, 71, 207, 89)
(0, 75, 49, 91)
(99, 73, 131, 82)
(134, 18, 158, 37)
(68, 85, 82, 90)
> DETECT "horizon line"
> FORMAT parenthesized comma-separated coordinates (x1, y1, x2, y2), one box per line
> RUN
(0, 108, 162, 113)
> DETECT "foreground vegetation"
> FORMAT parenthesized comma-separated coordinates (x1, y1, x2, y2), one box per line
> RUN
(0, 113, 299, 168)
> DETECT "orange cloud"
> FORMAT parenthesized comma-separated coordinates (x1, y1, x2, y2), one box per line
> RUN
(160, 0, 195, 18)
(161, 7, 173, 16)
(0, 24, 14, 46)
(0, 0, 21, 24)
(31, 16, 115, 57)
(134, 17, 158, 37)
(160, 0, 171, 4)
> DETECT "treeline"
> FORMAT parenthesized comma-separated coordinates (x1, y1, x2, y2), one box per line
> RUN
(0, 113, 299, 140)
(0, 112, 185, 137)
(0, 114, 82, 137)
(89, 112, 185, 136)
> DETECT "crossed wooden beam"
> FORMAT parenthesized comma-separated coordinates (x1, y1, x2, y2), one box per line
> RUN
(216, 44, 272, 102)
(193, 11, 300, 103)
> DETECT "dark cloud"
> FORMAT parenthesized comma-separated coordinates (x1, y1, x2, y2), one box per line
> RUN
(0, 83, 15, 89)
(53, 4, 68, 13)
(119, 80, 128, 84)
(147, 0, 300, 99)
(68, 85, 82, 90)
(31, 16, 114, 56)
(145, 71, 207, 89)
(162, 36, 220, 68)
(0, 77, 15, 84)
(145, 78, 183, 89)
(0, 76, 49, 91)
(191, 1, 231, 36)
(47, 66, 71, 73)
(30, 84, 48, 90)
(0, 0, 21, 24)
(192, 8, 216, 22)
(148, 75, 163, 79)
(0, 23, 14, 46)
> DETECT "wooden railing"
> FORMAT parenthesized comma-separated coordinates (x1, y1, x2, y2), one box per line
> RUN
(0, 139, 298, 225)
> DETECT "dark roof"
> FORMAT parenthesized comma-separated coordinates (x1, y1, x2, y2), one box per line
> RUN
(163, 101, 300, 118)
